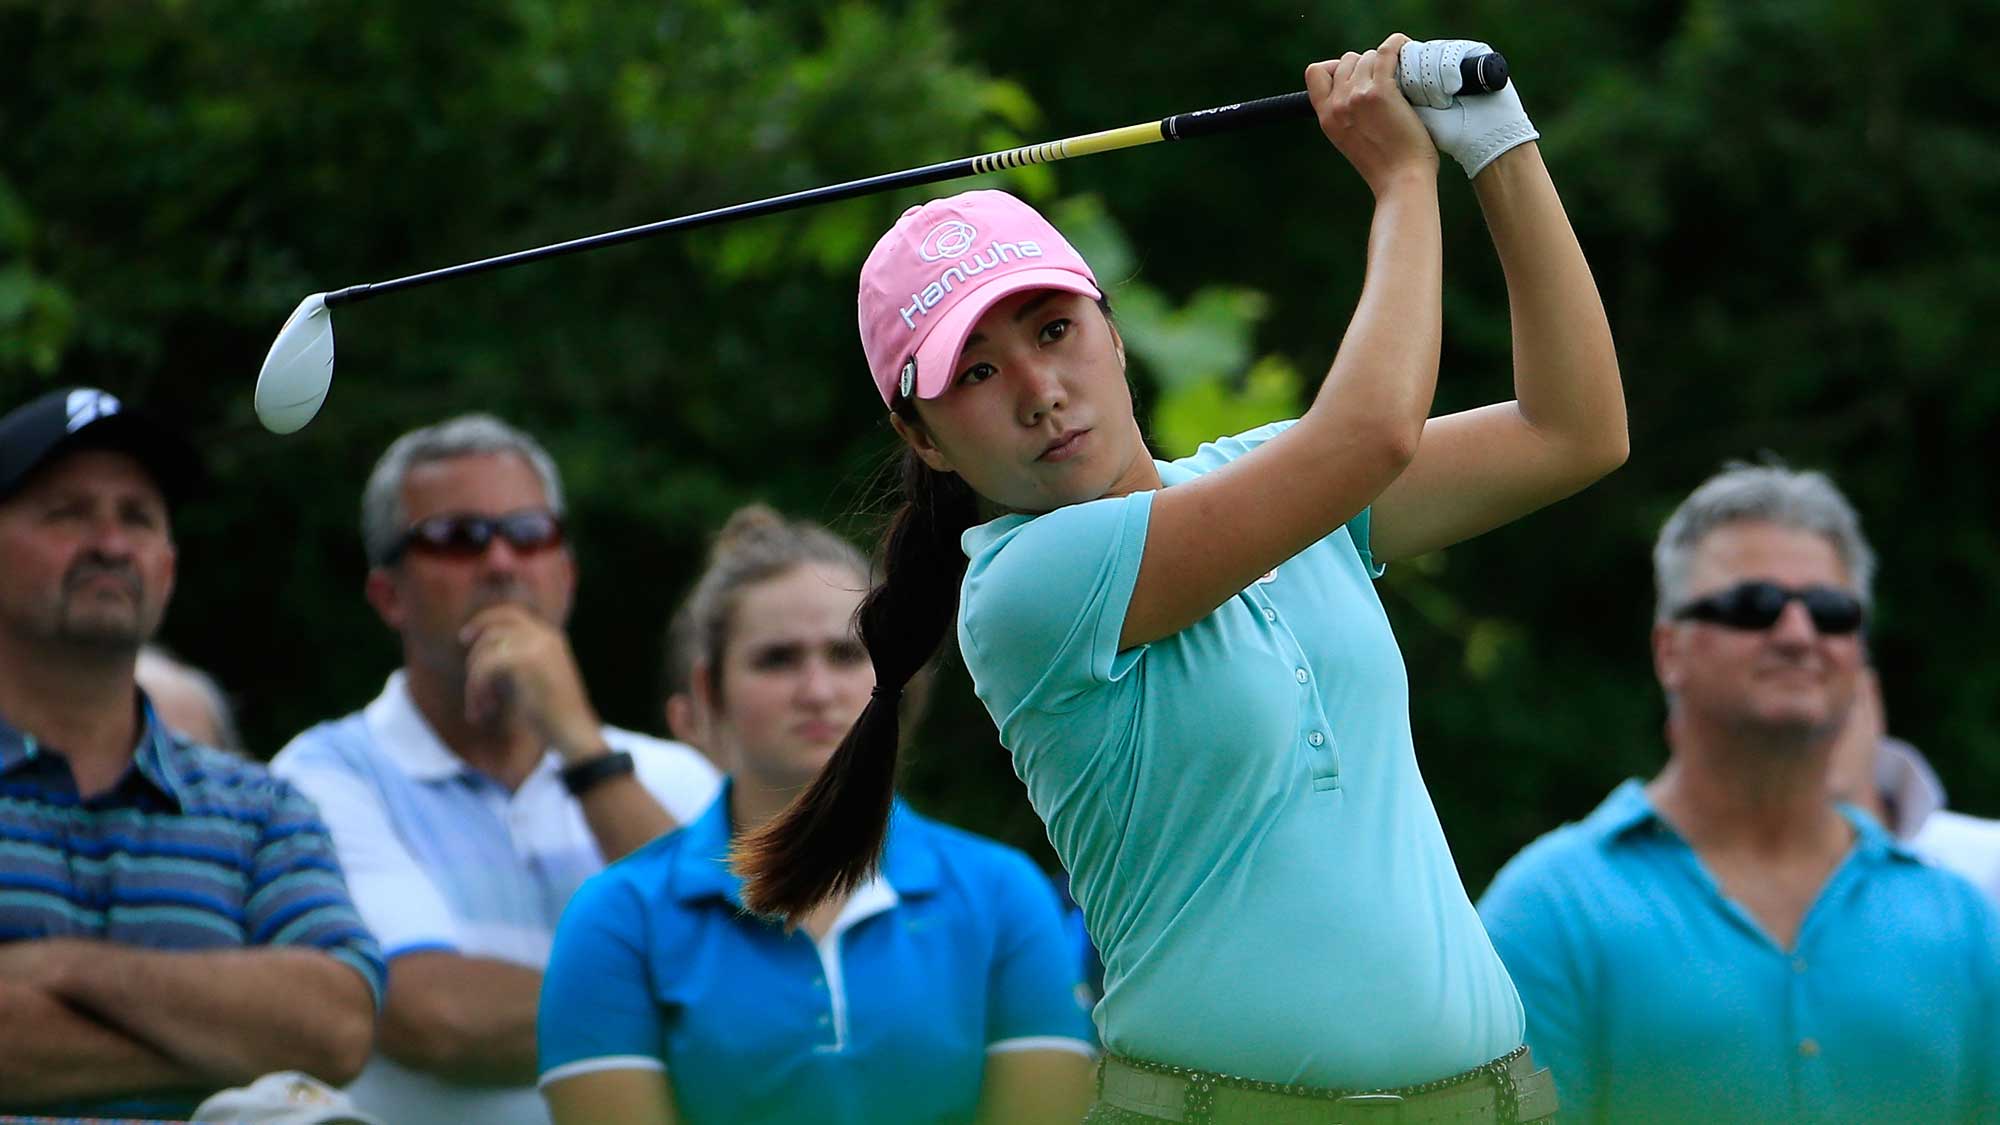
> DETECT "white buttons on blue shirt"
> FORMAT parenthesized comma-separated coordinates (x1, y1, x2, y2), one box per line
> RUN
(1308, 731, 1326, 747)
(1295, 667, 1310, 684)
(1263, 607, 1278, 623)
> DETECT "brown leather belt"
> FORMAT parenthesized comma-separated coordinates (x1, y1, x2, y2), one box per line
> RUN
(1097, 1045, 1558, 1124)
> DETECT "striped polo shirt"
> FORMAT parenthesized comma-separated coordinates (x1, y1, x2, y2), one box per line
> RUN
(0, 698, 386, 1120)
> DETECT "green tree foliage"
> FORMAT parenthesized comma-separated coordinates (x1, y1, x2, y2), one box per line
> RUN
(0, 0, 1058, 842)
(3, 0, 1996, 888)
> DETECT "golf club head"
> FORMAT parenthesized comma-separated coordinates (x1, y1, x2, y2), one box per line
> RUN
(254, 293, 333, 434)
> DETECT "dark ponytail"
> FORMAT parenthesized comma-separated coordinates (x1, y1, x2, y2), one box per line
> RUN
(735, 431, 980, 921)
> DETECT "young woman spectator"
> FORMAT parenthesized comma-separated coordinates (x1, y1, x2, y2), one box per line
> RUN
(538, 506, 1094, 1125)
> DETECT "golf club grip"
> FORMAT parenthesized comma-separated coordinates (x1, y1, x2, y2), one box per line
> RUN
(1163, 92, 1314, 141)
(1162, 51, 1509, 141)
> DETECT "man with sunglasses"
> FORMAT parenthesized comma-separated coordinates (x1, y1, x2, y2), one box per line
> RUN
(0, 388, 383, 1120)
(1478, 462, 2000, 1124)
(272, 414, 720, 1125)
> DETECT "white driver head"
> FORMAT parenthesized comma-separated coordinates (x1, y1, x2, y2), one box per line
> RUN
(253, 293, 334, 434)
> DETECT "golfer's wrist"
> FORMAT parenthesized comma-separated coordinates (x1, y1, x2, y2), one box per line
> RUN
(1373, 163, 1440, 199)
(1467, 138, 1542, 192)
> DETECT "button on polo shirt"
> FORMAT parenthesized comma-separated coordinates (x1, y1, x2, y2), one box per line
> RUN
(1480, 780, 2000, 1125)
(538, 783, 1093, 1125)
(957, 420, 1524, 1090)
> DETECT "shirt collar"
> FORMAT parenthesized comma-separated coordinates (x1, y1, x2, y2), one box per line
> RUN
(0, 694, 188, 808)
(670, 778, 941, 908)
(1155, 456, 1195, 487)
(1585, 778, 1661, 843)
(1591, 776, 1923, 864)
(959, 462, 1184, 561)
(0, 711, 32, 775)
(1839, 797, 1924, 864)
(363, 670, 478, 782)
(880, 803, 942, 895)
(130, 694, 191, 806)
(961, 513, 1033, 561)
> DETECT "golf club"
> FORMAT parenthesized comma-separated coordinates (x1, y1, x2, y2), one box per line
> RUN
(255, 50, 1508, 434)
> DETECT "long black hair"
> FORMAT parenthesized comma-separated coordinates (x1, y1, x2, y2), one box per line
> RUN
(735, 394, 979, 920)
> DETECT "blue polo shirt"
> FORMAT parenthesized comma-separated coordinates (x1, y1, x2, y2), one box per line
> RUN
(537, 782, 1093, 1125)
(0, 699, 385, 1121)
(1479, 779, 2000, 1124)
(957, 420, 1523, 1089)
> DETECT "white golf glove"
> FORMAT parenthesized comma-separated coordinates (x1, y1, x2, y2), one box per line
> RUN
(1398, 38, 1538, 179)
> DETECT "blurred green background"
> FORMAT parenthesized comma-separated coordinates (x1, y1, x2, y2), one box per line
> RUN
(5, 0, 1995, 893)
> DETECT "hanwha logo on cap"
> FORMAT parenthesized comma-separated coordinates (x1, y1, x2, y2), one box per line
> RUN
(917, 220, 978, 262)
(899, 358, 917, 400)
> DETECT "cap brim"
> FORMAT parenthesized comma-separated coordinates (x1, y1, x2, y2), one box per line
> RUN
(909, 269, 1102, 400)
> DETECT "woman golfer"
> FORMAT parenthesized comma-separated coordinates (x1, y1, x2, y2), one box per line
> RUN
(743, 34, 1625, 1123)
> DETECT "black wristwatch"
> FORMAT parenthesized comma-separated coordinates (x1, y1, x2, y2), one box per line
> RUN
(561, 749, 635, 797)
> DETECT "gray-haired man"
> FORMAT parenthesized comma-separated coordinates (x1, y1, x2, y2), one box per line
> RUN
(272, 414, 719, 1125)
(1479, 462, 2000, 1124)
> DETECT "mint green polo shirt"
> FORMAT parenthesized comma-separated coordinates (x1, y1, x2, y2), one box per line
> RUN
(958, 421, 1523, 1089)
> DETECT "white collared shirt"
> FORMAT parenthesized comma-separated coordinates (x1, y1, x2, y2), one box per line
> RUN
(1873, 737, 2000, 906)
(272, 671, 721, 1125)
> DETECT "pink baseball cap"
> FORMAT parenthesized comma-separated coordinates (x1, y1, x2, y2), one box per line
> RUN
(858, 190, 1101, 407)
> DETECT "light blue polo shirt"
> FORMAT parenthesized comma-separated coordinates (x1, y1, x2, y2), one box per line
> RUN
(537, 781, 1094, 1125)
(1478, 779, 2000, 1124)
(958, 420, 1523, 1089)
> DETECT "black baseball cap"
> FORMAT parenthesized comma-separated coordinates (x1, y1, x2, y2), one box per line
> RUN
(0, 387, 204, 508)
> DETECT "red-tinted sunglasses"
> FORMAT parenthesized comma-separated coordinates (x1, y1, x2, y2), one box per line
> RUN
(387, 509, 565, 563)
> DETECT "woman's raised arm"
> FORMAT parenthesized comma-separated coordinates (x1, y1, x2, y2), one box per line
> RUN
(1122, 33, 1443, 648)
(1365, 83, 1628, 563)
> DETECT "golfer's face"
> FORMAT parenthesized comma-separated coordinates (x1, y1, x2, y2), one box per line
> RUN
(388, 452, 574, 648)
(1655, 521, 1863, 743)
(0, 449, 176, 652)
(910, 289, 1146, 514)
(711, 563, 873, 786)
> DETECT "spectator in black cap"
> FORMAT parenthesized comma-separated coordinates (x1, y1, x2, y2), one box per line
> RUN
(0, 387, 386, 1121)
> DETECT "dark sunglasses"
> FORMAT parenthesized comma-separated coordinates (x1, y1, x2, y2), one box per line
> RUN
(1671, 580, 1864, 636)
(388, 510, 565, 563)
